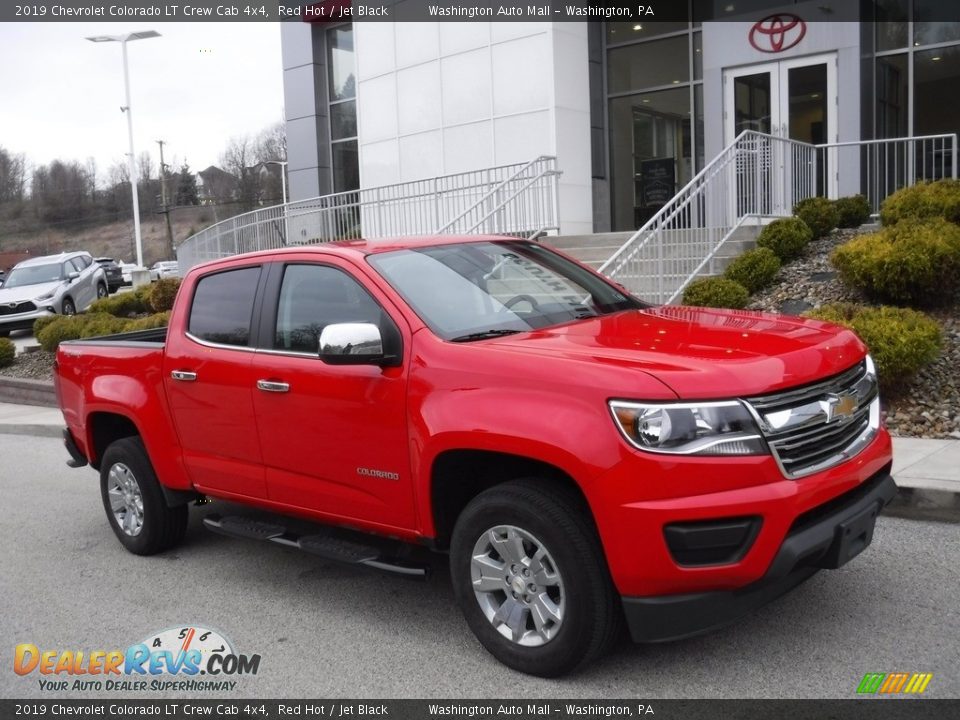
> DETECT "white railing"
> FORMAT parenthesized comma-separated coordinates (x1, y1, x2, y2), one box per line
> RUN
(177, 157, 561, 272)
(600, 131, 817, 305)
(816, 134, 958, 214)
(601, 131, 958, 305)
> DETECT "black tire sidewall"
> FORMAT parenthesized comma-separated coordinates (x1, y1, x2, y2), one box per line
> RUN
(450, 483, 611, 677)
(62, 298, 76, 315)
(99, 437, 185, 555)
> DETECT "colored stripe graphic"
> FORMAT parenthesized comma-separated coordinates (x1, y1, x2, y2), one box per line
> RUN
(858, 672, 932, 694)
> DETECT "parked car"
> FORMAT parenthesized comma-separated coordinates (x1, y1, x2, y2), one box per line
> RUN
(149, 261, 180, 281)
(0, 251, 107, 336)
(119, 262, 137, 287)
(55, 237, 894, 676)
(94, 257, 124, 294)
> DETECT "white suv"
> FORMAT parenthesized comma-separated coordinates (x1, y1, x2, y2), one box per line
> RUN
(0, 252, 108, 336)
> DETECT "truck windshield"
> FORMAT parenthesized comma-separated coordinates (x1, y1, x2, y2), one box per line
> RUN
(3, 263, 64, 289)
(368, 241, 643, 341)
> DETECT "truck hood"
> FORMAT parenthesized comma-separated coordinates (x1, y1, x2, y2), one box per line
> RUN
(0, 281, 62, 304)
(486, 307, 866, 399)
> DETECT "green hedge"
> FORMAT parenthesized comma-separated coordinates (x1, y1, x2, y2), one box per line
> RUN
(805, 303, 942, 392)
(724, 247, 781, 293)
(834, 195, 872, 228)
(794, 196, 840, 239)
(37, 311, 171, 352)
(149, 278, 180, 312)
(0, 338, 14, 368)
(681, 277, 750, 309)
(830, 218, 960, 306)
(89, 285, 153, 317)
(879, 179, 960, 226)
(757, 217, 813, 261)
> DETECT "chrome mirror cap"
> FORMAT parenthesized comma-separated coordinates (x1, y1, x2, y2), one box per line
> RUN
(319, 322, 384, 363)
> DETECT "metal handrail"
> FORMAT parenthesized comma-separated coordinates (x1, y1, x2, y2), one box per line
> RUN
(177, 157, 561, 272)
(600, 130, 957, 305)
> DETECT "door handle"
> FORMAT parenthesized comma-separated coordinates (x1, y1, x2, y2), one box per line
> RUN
(257, 380, 290, 393)
(170, 370, 197, 382)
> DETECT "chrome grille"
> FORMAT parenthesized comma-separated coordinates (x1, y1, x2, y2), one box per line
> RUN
(746, 360, 880, 479)
(0, 301, 37, 316)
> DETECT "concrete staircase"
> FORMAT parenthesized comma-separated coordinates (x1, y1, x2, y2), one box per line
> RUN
(544, 224, 763, 302)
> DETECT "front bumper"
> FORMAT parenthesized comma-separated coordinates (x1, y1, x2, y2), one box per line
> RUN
(0, 307, 55, 332)
(621, 467, 896, 642)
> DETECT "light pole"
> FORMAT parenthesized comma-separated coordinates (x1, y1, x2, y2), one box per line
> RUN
(264, 160, 289, 244)
(87, 30, 161, 271)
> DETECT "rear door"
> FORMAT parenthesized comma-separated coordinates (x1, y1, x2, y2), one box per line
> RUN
(249, 259, 416, 531)
(162, 264, 268, 499)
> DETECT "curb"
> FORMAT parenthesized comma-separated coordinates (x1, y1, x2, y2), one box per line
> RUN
(0, 376, 57, 408)
(0, 424, 62, 439)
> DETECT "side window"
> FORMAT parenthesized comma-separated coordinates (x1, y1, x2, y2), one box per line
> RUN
(188, 267, 262, 347)
(65, 260, 82, 276)
(75, 255, 93, 269)
(274, 264, 384, 353)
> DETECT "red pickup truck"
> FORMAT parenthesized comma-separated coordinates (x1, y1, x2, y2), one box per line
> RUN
(55, 236, 895, 676)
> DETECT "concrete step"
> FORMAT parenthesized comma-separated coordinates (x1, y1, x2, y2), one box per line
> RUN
(0, 376, 58, 408)
(544, 232, 635, 250)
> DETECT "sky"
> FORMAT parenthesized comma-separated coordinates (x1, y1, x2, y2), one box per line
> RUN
(0, 22, 284, 183)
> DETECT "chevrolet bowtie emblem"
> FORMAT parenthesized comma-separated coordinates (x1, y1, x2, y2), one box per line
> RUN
(827, 392, 858, 422)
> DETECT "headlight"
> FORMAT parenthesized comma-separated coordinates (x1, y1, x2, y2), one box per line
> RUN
(609, 400, 767, 455)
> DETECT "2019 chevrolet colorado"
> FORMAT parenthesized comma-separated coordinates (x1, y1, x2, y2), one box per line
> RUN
(55, 236, 895, 676)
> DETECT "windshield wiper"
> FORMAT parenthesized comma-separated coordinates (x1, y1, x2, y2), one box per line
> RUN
(450, 329, 522, 343)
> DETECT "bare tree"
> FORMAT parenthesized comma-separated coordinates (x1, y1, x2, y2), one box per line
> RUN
(0, 147, 26, 203)
(220, 135, 259, 211)
(253, 121, 287, 164)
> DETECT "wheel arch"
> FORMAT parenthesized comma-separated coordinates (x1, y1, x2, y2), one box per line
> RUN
(429, 449, 592, 551)
(87, 411, 141, 470)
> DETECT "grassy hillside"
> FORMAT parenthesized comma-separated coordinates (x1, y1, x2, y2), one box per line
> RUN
(0, 204, 236, 266)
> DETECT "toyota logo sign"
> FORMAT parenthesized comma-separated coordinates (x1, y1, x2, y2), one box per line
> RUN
(749, 14, 806, 53)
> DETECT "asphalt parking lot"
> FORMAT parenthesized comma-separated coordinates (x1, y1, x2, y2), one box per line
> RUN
(1, 433, 957, 699)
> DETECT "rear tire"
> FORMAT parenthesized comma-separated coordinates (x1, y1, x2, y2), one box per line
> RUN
(99, 437, 188, 555)
(450, 478, 622, 677)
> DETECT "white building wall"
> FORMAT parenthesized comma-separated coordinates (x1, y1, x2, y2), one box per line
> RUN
(353, 21, 593, 235)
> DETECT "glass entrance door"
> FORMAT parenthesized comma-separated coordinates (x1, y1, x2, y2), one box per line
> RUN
(724, 53, 837, 205)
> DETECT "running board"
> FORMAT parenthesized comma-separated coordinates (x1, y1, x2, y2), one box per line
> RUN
(202, 514, 429, 579)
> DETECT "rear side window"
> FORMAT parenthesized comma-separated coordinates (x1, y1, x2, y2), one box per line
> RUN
(188, 267, 261, 347)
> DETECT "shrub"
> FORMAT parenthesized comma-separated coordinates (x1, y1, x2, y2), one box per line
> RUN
(830, 218, 960, 306)
(89, 289, 152, 318)
(37, 316, 85, 352)
(794, 196, 840, 239)
(723, 247, 781, 294)
(757, 217, 813, 261)
(0, 338, 14, 368)
(124, 312, 170, 332)
(32, 314, 61, 337)
(78, 314, 130, 339)
(149, 278, 180, 312)
(833, 195, 872, 228)
(681, 277, 750, 309)
(879, 179, 960, 226)
(805, 303, 942, 392)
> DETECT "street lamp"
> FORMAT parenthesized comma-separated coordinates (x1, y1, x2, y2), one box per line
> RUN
(86, 30, 161, 272)
(264, 160, 289, 244)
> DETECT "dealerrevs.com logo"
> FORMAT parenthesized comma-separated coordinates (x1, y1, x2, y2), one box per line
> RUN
(14, 625, 261, 692)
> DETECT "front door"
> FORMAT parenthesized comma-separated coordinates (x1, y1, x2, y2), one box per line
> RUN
(724, 53, 838, 201)
(250, 260, 416, 532)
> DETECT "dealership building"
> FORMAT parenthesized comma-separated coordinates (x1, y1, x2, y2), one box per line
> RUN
(278, 1, 959, 236)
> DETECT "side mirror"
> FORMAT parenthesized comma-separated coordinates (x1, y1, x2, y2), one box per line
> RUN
(67, 272, 80, 281)
(319, 322, 389, 365)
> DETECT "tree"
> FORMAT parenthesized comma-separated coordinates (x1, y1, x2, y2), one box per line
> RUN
(0, 147, 26, 203)
(174, 163, 199, 206)
(253, 121, 287, 164)
(30, 160, 93, 225)
(220, 135, 259, 211)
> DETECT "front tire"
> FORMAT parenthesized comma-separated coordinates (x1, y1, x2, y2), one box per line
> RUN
(96, 283, 108, 299)
(61, 297, 76, 315)
(99, 437, 188, 555)
(450, 479, 622, 677)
